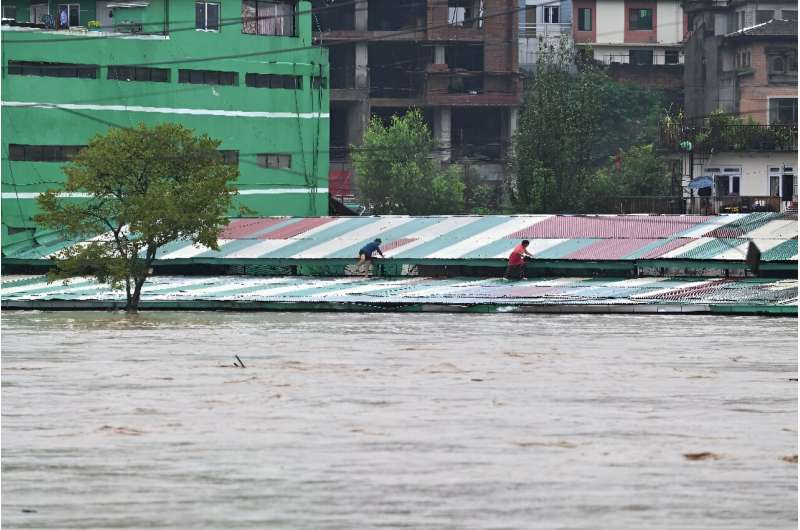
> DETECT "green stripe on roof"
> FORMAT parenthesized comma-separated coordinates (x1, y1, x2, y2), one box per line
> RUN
(762, 239, 798, 261)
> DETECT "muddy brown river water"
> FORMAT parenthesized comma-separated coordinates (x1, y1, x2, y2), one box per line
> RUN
(1, 311, 797, 529)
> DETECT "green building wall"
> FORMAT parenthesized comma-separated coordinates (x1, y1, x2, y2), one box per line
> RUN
(1, 0, 329, 251)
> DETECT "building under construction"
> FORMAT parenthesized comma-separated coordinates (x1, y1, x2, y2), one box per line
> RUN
(311, 0, 523, 200)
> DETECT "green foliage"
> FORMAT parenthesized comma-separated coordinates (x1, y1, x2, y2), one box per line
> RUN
(511, 38, 667, 213)
(35, 123, 241, 312)
(584, 145, 671, 211)
(352, 109, 464, 214)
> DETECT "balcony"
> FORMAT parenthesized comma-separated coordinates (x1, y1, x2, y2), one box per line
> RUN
(595, 52, 684, 66)
(659, 120, 798, 153)
(519, 22, 572, 39)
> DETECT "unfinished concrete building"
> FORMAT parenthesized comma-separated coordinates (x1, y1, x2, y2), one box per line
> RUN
(312, 0, 523, 199)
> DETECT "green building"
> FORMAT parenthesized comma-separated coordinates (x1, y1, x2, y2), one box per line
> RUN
(1, 0, 329, 251)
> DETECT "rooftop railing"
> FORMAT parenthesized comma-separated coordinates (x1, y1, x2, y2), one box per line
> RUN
(519, 22, 572, 38)
(659, 121, 798, 152)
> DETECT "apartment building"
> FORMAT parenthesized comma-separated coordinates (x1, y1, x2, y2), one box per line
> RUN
(518, 0, 572, 69)
(311, 0, 523, 199)
(571, 0, 686, 89)
(664, 0, 797, 213)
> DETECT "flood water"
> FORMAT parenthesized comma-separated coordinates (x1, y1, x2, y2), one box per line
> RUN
(2, 311, 797, 529)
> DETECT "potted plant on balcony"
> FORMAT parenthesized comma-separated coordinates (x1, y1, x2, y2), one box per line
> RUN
(87, 20, 101, 32)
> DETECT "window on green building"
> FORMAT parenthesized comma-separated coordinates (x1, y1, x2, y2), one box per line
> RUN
(242, 0, 295, 36)
(178, 69, 237, 85)
(245, 73, 301, 89)
(629, 8, 652, 30)
(2, 6, 17, 19)
(258, 153, 291, 169)
(57, 4, 80, 28)
(9, 145, 86, 162)
(108, 66, 170, 82)
(196, 2, 220, 31)
(219, 150, 240, 165)
(8, 61, 98, 78)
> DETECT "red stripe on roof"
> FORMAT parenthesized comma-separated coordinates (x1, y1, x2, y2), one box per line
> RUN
(381, 238, 417, 252)
(259, 217, 335, 240)
(639, 238, 695, 259)
(638, 279, 732, 301)
(219, 218, 286, 239)
(508, 216, 713, 239)
(566, 238, 658, 260)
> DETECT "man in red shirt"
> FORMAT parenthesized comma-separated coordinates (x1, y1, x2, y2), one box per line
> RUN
(505, 239, 534, 280)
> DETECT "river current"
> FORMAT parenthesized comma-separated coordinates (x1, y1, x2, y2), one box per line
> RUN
(2, 311, 797, 529)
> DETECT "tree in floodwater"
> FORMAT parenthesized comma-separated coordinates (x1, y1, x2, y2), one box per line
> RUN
(35, 123, 241, 313)
(352, 109, 464, 214)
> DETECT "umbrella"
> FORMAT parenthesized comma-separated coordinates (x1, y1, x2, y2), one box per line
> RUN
(688, 176, 714, 189)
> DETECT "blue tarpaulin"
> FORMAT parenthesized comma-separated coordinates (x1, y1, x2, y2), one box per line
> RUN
(689, 176, 714, 189)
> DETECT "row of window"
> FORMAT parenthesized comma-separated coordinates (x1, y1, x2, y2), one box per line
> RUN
(8, 145, 293, 169)
(573, 7, 653, 32)
(8, 61, 327, 89)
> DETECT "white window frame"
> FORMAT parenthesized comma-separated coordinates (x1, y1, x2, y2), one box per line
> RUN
(57, 4, 80, 27)
(543, 5, 559, 24)
(196, 2, 220, 32)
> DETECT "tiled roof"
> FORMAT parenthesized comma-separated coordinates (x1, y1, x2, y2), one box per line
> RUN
(1, 275, 796, 311)
(4, 213, 798, 263)
(726, 19, 798, 38)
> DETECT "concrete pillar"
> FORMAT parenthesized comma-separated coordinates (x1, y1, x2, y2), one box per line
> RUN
(347, 100, 369, 147)
(433, 107, 452, 161)
(508, 107, 518, 139)
(354, 0, 368, 31)
(434, 45, 446, 65)
(504, 107, 518, 156)
(355, 42, 369, 89)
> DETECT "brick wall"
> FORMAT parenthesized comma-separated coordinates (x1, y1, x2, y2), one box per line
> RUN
(608, 64, 684, 89)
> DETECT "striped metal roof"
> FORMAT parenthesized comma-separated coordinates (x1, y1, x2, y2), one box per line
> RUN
(5, 213, 798, 263)
(2, 275, 796, 311)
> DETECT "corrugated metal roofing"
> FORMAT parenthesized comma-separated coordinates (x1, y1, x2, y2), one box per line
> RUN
(4, 213, 797, 263)
(2, 275, 795, 309)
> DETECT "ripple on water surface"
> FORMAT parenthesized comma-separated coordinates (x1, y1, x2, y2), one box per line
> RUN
(2, 311, 797, 529)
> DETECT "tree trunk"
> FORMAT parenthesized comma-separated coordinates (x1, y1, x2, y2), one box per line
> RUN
(127, 277, 146, 313)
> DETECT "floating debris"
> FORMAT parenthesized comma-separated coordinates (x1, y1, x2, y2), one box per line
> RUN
(683, 452, 721, 461)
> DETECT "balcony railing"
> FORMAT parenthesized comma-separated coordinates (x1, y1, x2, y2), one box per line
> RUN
(595, 53, 684, 66)
(519, 22, 572, 38)
(685, 196, 783, 214)
(659, 121, 798, 152)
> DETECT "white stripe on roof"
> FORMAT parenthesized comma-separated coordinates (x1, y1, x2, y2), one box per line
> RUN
(292, 217, 416, 259)
(426, 216, 547, 259)
(677, 214, 747, 238)
(223, 218, 351, 258)
(381, 216, 474, 258)
(492, 238, 568, 259)
(236, 278, 362, 299)
(661, 237, 713, 258)
(743, 220, 798, 239)
(159, 239, 234, 260)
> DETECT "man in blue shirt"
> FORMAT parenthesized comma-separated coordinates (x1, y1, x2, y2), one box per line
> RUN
(357, 238, 384, 278)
